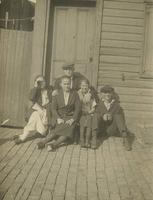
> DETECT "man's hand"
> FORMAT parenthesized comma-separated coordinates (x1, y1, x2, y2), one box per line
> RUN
(103, 113, 112, 121)
(65, 119, 74, 126)
(52, 90, 59, 96)
(57, 118, 64, 125)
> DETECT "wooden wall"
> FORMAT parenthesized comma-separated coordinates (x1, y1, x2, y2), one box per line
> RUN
(0, 29, 32, 127)
(99, 0, 153, 121)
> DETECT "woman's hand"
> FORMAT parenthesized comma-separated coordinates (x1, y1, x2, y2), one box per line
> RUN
(52, 90, 59, 96)
(65, 119, 74, 126)
(34, 76, 44, 88)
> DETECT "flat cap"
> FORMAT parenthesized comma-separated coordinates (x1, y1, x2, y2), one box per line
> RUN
(62, 63, 75, 70)
(100, 85, 114, 93)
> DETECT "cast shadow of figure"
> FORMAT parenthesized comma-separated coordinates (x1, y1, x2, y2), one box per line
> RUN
(0, 138, 10, 145)
(97, 127, 135, 150)
(10, 132, 47, 144)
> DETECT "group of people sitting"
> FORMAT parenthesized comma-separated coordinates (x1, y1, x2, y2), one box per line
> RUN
(12, 63, 131, 151)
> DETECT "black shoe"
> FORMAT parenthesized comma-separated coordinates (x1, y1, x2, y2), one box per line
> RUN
(123, 137, 131, 151)
(80, 141, 85, 148)
(47, 143, 56, 152)
(14, 137, 23, 145)
(10, 135, 19, 141)
(37, 141, 45, 149)
(91, 144, 97, 150)
(85, 142, 90, 148)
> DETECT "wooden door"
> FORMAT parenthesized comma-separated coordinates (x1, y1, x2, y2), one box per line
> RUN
(50, 6, 96, 84)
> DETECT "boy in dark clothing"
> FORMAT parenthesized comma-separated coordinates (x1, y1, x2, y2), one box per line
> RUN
(96, 85, 131, 151)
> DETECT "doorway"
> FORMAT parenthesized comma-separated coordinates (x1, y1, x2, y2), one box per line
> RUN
(50, 6, 96, 84)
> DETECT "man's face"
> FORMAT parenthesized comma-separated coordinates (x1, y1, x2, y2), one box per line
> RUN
(64, 68, 74, 77)
(80, 82, 89, 94)
(61, 78, 71, 92)
(103, 92, 112, 102)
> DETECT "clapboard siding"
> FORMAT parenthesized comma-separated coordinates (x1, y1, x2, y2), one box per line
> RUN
(101, 40, 143, 49)
(99, 63, 139, 72)
(100, 55, 140, 65)
(104, 1, 144, 11)
(107, 0, 144, 2)
(102, 32, 143, 42)
(103, 17, 144, 27)
(103, 9, 144, 18)
(0, 29, 32, 126)
(100, 47, 142, 57)
(102, 24, 143, 34)
(97, 0, 153, 118)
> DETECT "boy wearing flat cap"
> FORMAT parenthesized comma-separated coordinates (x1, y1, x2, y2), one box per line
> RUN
(96, 85, 131, 151)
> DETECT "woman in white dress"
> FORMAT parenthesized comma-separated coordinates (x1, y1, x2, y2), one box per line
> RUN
(13, 75, 53, 144)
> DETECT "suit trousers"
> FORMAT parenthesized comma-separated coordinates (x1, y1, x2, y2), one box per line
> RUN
(104, 113, 127, 137)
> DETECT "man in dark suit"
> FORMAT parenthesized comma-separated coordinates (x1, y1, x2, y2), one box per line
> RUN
(37, 75, 81, 151)
(96, 85, 131, 151)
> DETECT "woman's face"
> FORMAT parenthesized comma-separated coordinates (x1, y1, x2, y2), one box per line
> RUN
(80, 82, 89, 94)
(39, 80, 46, 89)
(103, 92, 112, 102)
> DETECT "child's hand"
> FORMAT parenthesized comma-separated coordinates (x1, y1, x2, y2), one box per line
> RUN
(107, 113, 112, 121)
(57, 118, 64, 124)
(103, 113, 112, 121)
(65, 119, 74, 126)
(103, 114, 108, 121)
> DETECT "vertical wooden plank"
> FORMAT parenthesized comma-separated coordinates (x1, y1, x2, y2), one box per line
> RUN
(92, 0, 104, 87)
(30, 0, 50, 87)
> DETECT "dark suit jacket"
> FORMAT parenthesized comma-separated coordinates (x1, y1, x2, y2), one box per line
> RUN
(52, 89, 81, 123)
(96, 100, 124, 119)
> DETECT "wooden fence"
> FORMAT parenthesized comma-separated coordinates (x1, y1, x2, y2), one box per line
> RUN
(0, 29, 33, 127)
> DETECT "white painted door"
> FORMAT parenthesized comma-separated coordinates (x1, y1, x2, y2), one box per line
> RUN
(50, 6, 96, 84)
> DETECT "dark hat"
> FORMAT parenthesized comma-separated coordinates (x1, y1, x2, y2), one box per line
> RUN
(62, 63, 75, 70)
(100, 85, 114, 94)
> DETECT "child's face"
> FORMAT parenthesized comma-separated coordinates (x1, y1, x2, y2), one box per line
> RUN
(80, 82, 89, 94)
(103, 92, 112, 102)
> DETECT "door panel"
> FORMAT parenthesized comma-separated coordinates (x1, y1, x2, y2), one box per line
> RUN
(50, 7, 96, 84)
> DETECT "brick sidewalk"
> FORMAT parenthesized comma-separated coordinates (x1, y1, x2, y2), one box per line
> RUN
(0, 127, 153, 200)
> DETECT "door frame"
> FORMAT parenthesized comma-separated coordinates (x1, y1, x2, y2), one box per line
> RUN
(44, 0, 104, 88)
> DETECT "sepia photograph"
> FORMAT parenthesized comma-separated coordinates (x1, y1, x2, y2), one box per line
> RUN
(0, 0, 153, 199)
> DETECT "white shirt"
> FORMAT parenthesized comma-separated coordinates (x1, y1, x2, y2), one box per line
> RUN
(41, 90, 49, 106)
(63, 92, 70, 106)
(70, 77, 73, 89)
(102, 99, 115, 111)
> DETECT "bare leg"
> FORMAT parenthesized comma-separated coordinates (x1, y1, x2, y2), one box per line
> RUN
(80, 127, 85, 147)
(85, 128, 91, 148)
(91, 129, 97, 149)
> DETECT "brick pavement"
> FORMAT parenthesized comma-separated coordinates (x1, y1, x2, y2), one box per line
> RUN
(0, 127, 153, 200)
